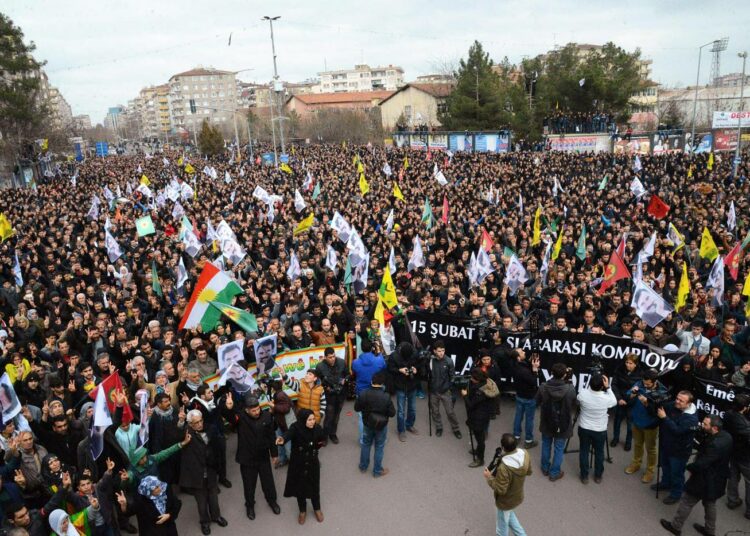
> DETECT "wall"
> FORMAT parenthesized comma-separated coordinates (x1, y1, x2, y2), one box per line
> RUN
(380, 87, 440, 130)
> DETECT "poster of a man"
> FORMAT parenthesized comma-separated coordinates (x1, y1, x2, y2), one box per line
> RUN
(632, 282, 673, 328)
(253, 334, 278, 376)
(217, 338, 245, 370)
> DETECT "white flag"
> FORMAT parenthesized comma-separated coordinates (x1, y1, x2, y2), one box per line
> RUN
(435, 170, 448, 186)
(287, 251, 301, 281)
(486, 186, 494, 205)
(156, 191, 167, 208)
(352, 252, 369, 294)
(382, 162, 392, 177)
(172, 201, 184, 221)
(347, 229, 368, 268)
(385, 209, 394, 235)
(136, 183, 153, 198)
(104, 216, 112, 231)
(220, 238, 246, 265)
(706, 256, 725, 307)
(137, 391, 149, 447)
(579, 78, 585, 87)
(407, 236, 425, 272)
(294, 189, 306, 213)
(103, 186, 114, 201)
(389, 246, 397, 275)
(176, 256, 188, 289)
(13, 252, 23, 287)
(105, 230, 123, 262)
(630, 177, 646, 198)
(635, 232, 656, 265)
(303, 171, 314, 191)
(504, 255, 528, 296)
(215, 220, 236, 242)
(162, 157, 169, 166)
(518, 193, 524, 216)
(631, 280, 673, 328)
(330, 211, 352, 243)
(539, 242, 552, 287)
(325, 246, 338, 275)
(180, 182, 194, 200)
(183, 228, 202, 258)
(218, 362, 256, 394)
(224, 171, 232, 184)
(267, 202, 275, 224)
(727, 201, 736, 231)
(206, 218, 218, 242)
(252, 185, 271, 204)
(468, 251, 479, 287)
(476, 246, 494, 284)
(86, 202, 99, 221)
(90, 384, 112, 460)
(633, 155, 642, 173)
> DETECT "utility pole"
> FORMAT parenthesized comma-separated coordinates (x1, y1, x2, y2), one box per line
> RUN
(734, 51, 747, 177)
(263, 16, 286, 160)
(691, 40, 720, 153)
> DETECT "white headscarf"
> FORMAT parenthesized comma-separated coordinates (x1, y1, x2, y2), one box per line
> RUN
(48, 509, 79, 536)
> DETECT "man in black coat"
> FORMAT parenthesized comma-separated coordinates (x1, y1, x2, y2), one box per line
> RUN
(180, 407, 228, 535)
(315, 346, 350, 444)
(148, 392, 185, 486)
(355, 371, 396, 477)
(387, 342, 425, 442)
(511, 349, 541, 449)
(724, 393, 750, 518)
(227, 394, 280, 520)
(660, 415, 733, 536)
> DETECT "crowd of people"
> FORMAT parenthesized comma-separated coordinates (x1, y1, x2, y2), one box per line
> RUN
(0, 140, 749, 536)
(544, 110, 615, 134)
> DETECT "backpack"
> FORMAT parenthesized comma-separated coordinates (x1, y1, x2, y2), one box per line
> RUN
(364, 411, 389, 430)
(541, 393, 570, 435)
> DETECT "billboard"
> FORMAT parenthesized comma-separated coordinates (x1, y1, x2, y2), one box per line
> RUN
(613, 136, 650, 155)
(428, 134, 448, 150)
(550, 134, 611, 153)
(712, 111, 750, 129)
(651, 133, 685, 154)
(410, 133, 428, 150)
(448, 134, 473, 152)
(713, 129, 739, 152)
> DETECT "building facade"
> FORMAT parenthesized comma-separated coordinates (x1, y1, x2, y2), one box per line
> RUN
(378, 83, 454, 130)
(315, 64, 404, 93)
(168, 67, 239, 135)
(285, 90, 394, 121)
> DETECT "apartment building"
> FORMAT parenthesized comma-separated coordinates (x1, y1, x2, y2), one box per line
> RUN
(315, 64, 404, 93)
(168, 67, 238, 133)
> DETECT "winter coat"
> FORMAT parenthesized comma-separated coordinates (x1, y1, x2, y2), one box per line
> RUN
(685, 430, 733, 501)
(352, 352, 386, 395)
(511, 360, 539, 399)
(465, 379, 500, 430)
(132, 488, 180, 536)
(354, 386, 396, 429)
(723, 410, 750, 464)
(281, 413, 326, 500)
(387, 342, 425, 392)
(229, 408, 278, 466)
(487, 448, 532, 511)
(610, 363, 642, 402)
(178, 429, 218, 491)
(428, 356, 455, 394)
(535, 379, 577, 439)
(659, 402, 699, 459)
(626, 380, 668, 430)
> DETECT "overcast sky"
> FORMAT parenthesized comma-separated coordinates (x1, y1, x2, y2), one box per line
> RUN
(4, 0, 749, 123)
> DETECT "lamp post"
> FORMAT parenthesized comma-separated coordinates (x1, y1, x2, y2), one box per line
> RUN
(690, 40, 720, 153)
(734, 51, 747, 177)
(263, 15, 285, 163)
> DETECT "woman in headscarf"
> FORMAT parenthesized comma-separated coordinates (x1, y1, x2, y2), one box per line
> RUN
(133, 475, 180, 536)
(48, 509, 80, 536)
(275, 408, 326, 524)
(41, 453, 77, 494)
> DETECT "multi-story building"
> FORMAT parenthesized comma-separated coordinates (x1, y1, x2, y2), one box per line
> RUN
(72, 115, 92, 131)
(168, 67, 239, 135)
(104, 106, 124, 137)
(714, 72, 750, 88)
(315, 64, 404, 93)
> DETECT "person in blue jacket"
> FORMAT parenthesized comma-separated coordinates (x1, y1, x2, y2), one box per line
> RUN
(625, 369, 668, 484)
(351, 339, 385, 443)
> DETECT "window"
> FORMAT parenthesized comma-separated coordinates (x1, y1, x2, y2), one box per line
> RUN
(404, 105, 412, 117)
(183, 85, 189, 90)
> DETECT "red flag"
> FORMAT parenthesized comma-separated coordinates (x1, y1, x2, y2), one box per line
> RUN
(725, 241, 742, 280)
(647, 195, 670, 219)
(441, 195, 449, 224)
(255, 156, 261, 165)
(616, 233, 627, 259)
(89, 372, 133, 424)
(426, 150, 432, 161)
(481, 228, 494, 252)
(597, 250, 630, 296)
(398, 168, 404, 181)
(443, 157, 449, 168)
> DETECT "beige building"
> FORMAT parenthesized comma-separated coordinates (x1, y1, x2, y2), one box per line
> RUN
(168, 67, 239, 135)
(315, 64, 404, 93)
(72, 114, 92, 131)
(378, 83, 454, 130)
(285, 90, 393, 121)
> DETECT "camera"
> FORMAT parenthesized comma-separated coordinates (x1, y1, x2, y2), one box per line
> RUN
(487, 447, 504, 476)
(643, 390, 671, 409)
(452, 375, 471, 390)
(588, 353, 604, 376)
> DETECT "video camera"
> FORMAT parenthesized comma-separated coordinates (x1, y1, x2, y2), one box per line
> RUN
(452, 375, 471, 390)
(486, 447, 505, 476)
(641, 390, 671, 409)
(588, 352, 604, 377)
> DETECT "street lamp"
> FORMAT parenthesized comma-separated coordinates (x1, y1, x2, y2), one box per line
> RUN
(690, 40, 721, 153)
(263, 15, 285, 164)
(734, 51, 748, 177)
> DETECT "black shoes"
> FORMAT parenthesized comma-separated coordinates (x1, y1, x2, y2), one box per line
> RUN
(214, 517, 228, 527)
(454, 430, 462, 439)
(329, 435, 339, 444)
(121, 522, 138, 534)
(659, 519, 680, 535)
(468, 459, 484, 468)
(201, 523, 211, 535)
(269, 502, 281, 515)
(692, 523, 714, 536)
(610, 439, 619, 447)
(435, 429, 443, 437)
(219, 478, 232, 488)
(246, 507, 255, 520)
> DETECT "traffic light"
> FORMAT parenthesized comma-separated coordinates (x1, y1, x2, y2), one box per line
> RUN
(189, 99, 196, 114)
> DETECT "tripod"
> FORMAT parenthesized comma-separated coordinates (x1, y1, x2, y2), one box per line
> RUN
(564, 409, 612, 464)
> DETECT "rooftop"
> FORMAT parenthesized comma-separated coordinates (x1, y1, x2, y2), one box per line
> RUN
(289, 90, 395, 105)
(170, 67, 234, 80)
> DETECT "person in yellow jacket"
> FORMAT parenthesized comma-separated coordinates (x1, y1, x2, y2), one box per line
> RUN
(5, 352, 31, 383)
(282, 369, 327, 426)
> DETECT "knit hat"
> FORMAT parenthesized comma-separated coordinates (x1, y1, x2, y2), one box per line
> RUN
(244, 394, 259, 408)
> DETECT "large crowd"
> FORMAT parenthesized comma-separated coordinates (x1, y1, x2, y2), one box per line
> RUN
(0, 140, 749, 536)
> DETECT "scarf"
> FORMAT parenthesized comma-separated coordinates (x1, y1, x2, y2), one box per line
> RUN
(115, 423, 141, 454)
(138, 475, 168, 515)
(48, 509, 79, 536)
(191, 396, 216, 411)
(153, 405, 174, 419)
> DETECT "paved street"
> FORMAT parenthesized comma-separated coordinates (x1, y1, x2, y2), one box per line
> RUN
(176, 397, 749, 536)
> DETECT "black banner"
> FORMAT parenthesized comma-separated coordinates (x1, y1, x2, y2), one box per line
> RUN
(406, 311, 480, 375)
(693, 377, 750, 418)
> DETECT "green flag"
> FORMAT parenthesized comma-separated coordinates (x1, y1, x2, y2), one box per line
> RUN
(209, 301, 258, 332)
(312, 181, 321, 200)
(503, 246, 516, 258)
(598, 175, 608, 191)
(421, 198, 433, 230)
(179, 215, 192, 239)
(576, 225, 587, 261)
(151, 260, 162, 297)
(135, 215, 155, 237)
(741, 231, 750, 251)
(343, 256, 352, 294)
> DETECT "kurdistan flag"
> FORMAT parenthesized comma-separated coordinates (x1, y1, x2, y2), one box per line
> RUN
(209, 301, 258, 332)
(179, 263, 243, 331)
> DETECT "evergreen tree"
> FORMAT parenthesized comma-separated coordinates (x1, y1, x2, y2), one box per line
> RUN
(439, 41, 504, 130)
(198, 119, 224, 156)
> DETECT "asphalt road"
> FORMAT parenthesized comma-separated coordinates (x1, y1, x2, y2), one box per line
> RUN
(175, 396, 750, 536)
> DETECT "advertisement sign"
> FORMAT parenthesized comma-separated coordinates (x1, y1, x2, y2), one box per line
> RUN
(614, 137, 650, 155)
(394, 134, 409, 148)
(497, 134, 510, 153)
(713, 129, 739, 152)
(410, 133, 428, 150)
(95, 142, 108, 157)
(261, 152, 274, 166)
(550, 135, 599, 153)
(651, 133, 685, 154)
(428, 134, 448, 150)
(712, 111, 750, 129)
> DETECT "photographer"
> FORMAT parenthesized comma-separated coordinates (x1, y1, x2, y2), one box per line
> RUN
(511, 349, 541, 449)
(653, 391, 699, 504)
(576, 374, 616, 484)
(724, 393, 750, 518)
(610, 354, 642, 450)
(535, 363, 576, 481)
(387, 342, 425, 442)
(315, 347, 350, 444)
(427, 340, 462, 439)
(660, 415, 733, 536)
(625, 369, 667, 484)
(484, 433, 532, 536)
(462, 369, 500, 468)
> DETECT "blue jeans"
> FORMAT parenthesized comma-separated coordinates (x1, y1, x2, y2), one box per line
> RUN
(396, 389, 417, 433)
(612, 404, 632, 446)
(357, 411, 364, 445)
(658, 454, 689, 499)
(513, 397, 536, 442)
(359, 425, 387, 476)
(541, 435, 566, 478)
(496, 509, 527, 536)
(275, 428, 289, 464)
(578, 428, 606, 479)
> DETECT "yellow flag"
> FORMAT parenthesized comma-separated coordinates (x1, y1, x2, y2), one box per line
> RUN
(552, 226, 564, 261)
(743, 270, 750, 297)
(373, 297, 385, 328)
(357, 161, 364, 174)
(184, 163, 195, 174)
(140, 174, 151, 186)
(707, 152, 714, 171)
(359, 173, 369, 195)
(532, 206, 542, 246)
(41, 139, 48, 151)
(699, 227, 719, 261)
(291, 145, 296, 156)
(379, 268, 398, 309)
(403, 155, 410, 170)
(294, 212, 315, 236)
(676, 262, 690, 310)
(177, 156, 184, 166)
(0, 213, 14, 242)
(687, 164, 694, 178)
(280, 163, 293, 174)
(393, 181, 404, 201)
(352, 154, 360, 166)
